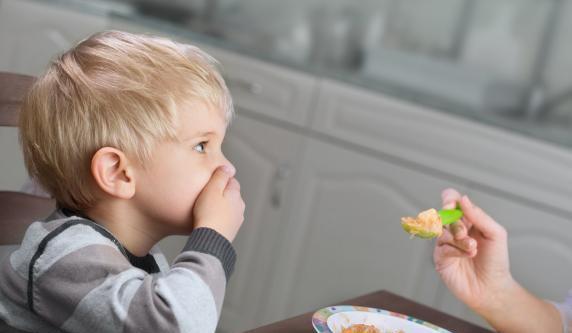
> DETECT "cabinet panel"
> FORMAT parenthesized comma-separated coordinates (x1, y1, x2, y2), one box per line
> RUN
(467, 188, 572, 302)
(217, 113, 306, 332)
(312, 79, 572, 215)
(208, 49, 318, 127)
(266, 138, 466, 321)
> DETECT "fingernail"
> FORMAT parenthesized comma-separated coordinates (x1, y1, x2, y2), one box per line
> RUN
(453, 226, 465, 239)
(222, 165, 235, 174)
(467, 239, 476, 249)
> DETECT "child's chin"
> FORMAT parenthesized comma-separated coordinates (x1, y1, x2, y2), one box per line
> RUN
(171, 225, 194, 235)
(160, 220, 194, 236)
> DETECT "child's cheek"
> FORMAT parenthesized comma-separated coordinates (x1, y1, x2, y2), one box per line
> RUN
(195, 169, 215, 195)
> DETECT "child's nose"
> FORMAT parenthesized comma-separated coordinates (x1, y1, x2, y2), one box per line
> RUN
(218, 157, 236, 176)
(220, 163, 236, 176)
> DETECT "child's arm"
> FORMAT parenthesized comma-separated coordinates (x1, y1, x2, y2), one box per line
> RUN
(20, 167, 244, 332)
(16, 226, 232, 333)
(434, 188, 562, 332)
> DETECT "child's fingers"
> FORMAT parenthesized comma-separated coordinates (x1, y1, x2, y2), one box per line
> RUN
(460, 195, 505, 241)
(224, 177, 241, 195)
(441, 188, 461, 209)
(208, 166, 235, 193)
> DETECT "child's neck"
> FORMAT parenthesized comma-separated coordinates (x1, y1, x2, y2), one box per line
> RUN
(84, 200, 168, 257)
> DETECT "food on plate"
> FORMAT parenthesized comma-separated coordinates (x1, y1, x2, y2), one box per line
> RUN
(341, 324, 405, 333)
(401, 208, 442, 239)
(341, 324, 381, 333)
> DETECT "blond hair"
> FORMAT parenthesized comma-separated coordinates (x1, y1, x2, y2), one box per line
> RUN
(19, 30, 233, 211)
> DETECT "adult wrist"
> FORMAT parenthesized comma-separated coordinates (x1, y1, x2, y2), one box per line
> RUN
(472, 275, 520, 318)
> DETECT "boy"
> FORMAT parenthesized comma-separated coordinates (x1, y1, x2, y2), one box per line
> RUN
(434, 188, 564, 332)
(0, 30, 245, 333)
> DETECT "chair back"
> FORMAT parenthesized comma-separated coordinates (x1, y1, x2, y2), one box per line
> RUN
(0, 72, 36, 126)
(0, 72, 55, 245)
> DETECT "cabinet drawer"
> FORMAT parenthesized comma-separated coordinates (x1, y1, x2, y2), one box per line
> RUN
(312, 79, 572, 215)
(202, 47, 318, 126)
(108, 17, 318, 126)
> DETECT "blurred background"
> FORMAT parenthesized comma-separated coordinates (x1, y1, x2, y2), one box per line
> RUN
(1, 0, 572, 332)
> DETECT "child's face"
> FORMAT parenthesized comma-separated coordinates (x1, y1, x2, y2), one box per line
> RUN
(133, 101, 233, 234)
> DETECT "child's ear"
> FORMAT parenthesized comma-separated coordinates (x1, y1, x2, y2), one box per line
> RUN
(91, 147, 136, 199)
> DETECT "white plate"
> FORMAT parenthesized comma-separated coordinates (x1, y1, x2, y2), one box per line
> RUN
(312, 305, 453, 333)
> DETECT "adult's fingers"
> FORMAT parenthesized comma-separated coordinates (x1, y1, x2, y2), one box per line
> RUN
(438, 228, 477, 253)
(460, 195, 505, 241)
(449, 220, 469, 240)
(441, 188, 461, 209)
(436, 243, 477, 259)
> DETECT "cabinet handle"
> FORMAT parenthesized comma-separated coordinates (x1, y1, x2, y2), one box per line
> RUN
(270, 164, 291, 209)
(226, 76, 263, 95)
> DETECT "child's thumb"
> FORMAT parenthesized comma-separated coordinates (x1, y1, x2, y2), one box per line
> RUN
(208, 166, 236, 193)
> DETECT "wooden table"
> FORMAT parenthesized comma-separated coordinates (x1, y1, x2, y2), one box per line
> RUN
(245, 290, 494, 333)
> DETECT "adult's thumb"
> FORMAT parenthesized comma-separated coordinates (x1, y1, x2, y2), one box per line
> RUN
(460, 195, 503, 240)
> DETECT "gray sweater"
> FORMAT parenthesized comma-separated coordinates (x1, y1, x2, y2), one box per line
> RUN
(0, 209, 236, 333)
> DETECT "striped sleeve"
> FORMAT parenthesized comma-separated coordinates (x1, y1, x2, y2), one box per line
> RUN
(552, 291, 572, 333)
(27, 224, 235, 333)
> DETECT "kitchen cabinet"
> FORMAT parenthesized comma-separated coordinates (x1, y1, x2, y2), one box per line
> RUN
(311, 79, 572, 217)
(262, 137, 466, 322)
(206, 49, 317, 127)
(108, 16, 319, 128)
(216, 113, 307, 333)
(467, 188, 572, 304)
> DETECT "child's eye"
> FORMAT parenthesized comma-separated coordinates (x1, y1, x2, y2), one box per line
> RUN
(193, 142, 207, 153)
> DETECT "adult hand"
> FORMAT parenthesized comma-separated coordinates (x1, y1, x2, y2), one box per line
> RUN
(433, 188, 513, 312)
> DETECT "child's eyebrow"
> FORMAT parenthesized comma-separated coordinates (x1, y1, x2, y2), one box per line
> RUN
(183, 131, 215, 141)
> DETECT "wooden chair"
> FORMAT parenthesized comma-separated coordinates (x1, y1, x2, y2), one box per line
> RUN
(0, 72, 55, 245)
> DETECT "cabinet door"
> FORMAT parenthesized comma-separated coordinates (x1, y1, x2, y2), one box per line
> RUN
(0, 0, 107, 75)
(435, 187, 572, 327)
(216, 113, 306, 332)
(312, 79, 572, 216)
(266, 138, 466, 321)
